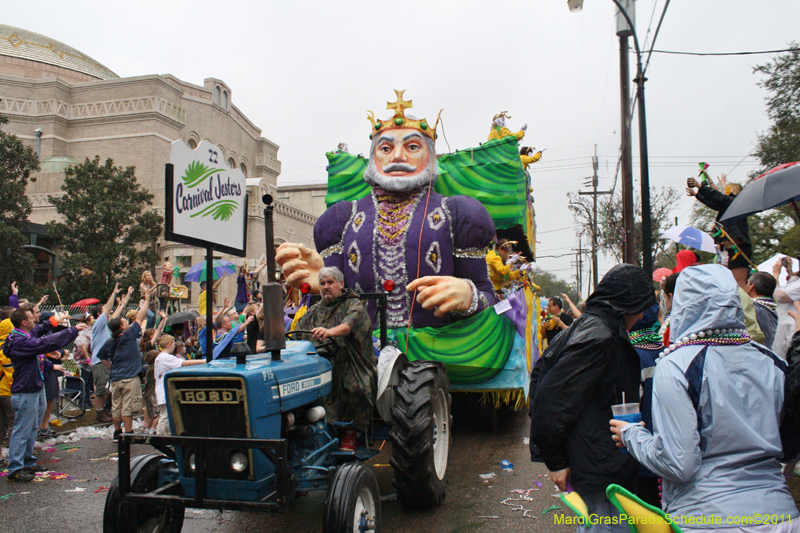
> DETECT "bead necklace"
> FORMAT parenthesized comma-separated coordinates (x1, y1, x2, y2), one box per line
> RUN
(657, 314, 670, 339)
(628, 326, 663, 350)
(658, 328, 750, 359)
(752, 297, 777, 313)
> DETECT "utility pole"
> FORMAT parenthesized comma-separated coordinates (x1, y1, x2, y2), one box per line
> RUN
(579, 146, 612, 291)
(574, 238, 584, 300)
(618, 9, 635, 265)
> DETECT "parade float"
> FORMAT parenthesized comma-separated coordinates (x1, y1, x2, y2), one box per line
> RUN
(319, 94, 544, 410)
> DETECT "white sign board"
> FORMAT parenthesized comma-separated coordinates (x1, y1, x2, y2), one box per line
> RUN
(165, 140, 247, 256)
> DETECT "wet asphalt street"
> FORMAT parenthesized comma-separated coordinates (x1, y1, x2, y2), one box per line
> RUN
(0, 406, 574, 533)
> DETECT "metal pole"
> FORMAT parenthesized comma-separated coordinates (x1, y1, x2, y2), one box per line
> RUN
(637, 77, 652, 277)
(619, 34, 635, 265)
(578, 239, 583, 298)
(579, 156, 611, 290)
(261, 196, 286, 360)
(206, 248, 214, 360)
(592, 148, 599, 290)
(611, 0, 652, 276)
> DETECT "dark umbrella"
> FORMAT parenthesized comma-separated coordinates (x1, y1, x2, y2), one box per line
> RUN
(164, 310, 200, 327)
(719, 162, 800, 223)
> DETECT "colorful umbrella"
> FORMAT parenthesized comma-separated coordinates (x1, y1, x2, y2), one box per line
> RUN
(661, 226, 717, 254)
(70, 298, 100, 308)
(184, 259, 236, 283)
(652, 268, 672, 282)
(718, 161, 800, 223)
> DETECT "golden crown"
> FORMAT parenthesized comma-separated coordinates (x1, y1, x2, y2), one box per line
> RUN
(367, 90, 442, 141)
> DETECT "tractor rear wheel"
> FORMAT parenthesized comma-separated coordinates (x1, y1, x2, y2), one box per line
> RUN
(389, 361, 451, 508)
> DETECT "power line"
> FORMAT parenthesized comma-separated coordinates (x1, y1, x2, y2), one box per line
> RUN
(536, 252, 577, 259)
(642, 0, 671, 77)
(649, 47, 800, 57)
(538, 225, 581, 235)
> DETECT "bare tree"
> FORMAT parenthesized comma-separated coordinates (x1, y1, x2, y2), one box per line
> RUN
(568, 187, 681, 267)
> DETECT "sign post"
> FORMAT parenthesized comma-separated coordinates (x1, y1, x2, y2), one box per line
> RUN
(164, 140, 248, 360)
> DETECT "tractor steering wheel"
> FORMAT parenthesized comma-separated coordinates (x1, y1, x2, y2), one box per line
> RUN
(286, 330, 339, 359)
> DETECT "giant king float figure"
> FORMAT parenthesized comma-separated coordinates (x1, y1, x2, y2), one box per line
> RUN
(277, 91, 497, 327)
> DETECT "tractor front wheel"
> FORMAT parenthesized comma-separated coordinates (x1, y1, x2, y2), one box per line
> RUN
(323, 463, 381, 533)
(389, 361, 451, 508)
(103, 454, 185, 533)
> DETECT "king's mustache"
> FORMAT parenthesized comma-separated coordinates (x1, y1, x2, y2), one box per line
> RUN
(382, 163, 417, 173)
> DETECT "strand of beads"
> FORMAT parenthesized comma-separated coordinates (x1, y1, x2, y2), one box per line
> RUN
(659, 328, 750, 358)
(752, 296, 777, 313)
(629, 327, 663, 350)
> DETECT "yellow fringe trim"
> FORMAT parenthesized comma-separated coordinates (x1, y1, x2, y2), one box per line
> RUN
(471, 389, 529, 410)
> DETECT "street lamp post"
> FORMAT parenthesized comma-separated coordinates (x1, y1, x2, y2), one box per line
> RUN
(567, 0, 653, 277)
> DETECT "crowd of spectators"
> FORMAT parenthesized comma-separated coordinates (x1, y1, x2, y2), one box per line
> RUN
(530, 246, 800, 531)
(0, 256, 277, 482)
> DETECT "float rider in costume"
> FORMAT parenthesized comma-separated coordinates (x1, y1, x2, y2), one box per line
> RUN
(486, 238, 523, 297)
(520, 146, 542, 171)
(488, 111, 527, 142)
(276, 90, 497, 329)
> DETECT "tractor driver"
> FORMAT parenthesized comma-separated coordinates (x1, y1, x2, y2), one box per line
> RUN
(296, 267, 376, 452)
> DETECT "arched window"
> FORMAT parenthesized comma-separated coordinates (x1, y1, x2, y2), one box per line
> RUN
(187, 138, 197, 149)
(221, 90, 228, 110)
(239, 162, 247, 177)
(228, 158, 236, 169)
(214, 86, 221, 105)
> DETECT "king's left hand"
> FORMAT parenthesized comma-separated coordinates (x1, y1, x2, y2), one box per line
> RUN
(406, 276, 472, 317)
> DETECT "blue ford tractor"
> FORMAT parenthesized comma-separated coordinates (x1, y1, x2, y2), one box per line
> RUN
(103, 196, 451, 533)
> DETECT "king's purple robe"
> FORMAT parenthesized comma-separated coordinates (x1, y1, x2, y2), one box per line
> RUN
(314, 187, 497, 329)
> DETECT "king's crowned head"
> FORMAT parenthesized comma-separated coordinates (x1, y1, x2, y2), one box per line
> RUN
(367, 89, 441, 142)
(363, 90, 443, 193)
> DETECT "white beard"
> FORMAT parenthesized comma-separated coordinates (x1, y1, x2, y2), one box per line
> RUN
(363, 160, 436, 192)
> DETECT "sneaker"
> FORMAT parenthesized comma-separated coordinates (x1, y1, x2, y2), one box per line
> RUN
(112, 430, 122, 443)
(25, 464, 49, 473)
(95, 411, 113, 423)
(7, 470, 35, 482)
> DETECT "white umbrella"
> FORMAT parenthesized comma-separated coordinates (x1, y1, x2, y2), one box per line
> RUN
(661, 225, 717, 254)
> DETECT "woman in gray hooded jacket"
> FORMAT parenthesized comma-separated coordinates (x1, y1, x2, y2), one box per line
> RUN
(611, 264, 798, 532)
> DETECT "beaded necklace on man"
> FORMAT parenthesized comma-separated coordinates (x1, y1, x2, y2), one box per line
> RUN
(628, 325, 663, 350)
(752, 296, 777, 313)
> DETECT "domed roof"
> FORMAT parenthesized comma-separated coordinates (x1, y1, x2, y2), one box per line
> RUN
(0, 24, 118, 80)
(40, 156, 79, 173)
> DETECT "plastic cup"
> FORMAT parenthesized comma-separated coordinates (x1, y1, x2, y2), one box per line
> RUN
(611, 403, 641, 453)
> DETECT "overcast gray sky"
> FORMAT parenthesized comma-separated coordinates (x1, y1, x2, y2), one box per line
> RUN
(6, 0, 799, 296)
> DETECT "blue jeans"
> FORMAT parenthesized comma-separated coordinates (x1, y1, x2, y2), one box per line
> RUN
(8, 388, 46, 473)
(234, 300, 247, 313)
(145, 308, 156, 329)
(576, 491, 631, 533)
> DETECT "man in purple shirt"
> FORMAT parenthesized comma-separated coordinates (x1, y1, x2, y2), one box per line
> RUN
(3, 308, 86, 482)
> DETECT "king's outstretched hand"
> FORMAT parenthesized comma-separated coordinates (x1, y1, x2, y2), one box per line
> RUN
(276, 243, 324, 292)
(406, 276, 473, 317)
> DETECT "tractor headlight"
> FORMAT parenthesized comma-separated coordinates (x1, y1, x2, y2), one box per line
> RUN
(188, 453, 196, 472)
(230, 452, 248, 473)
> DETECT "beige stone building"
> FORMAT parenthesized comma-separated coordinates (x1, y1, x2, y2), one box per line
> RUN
(276, 183, 328, 217)
(0, 24, 317, 308)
